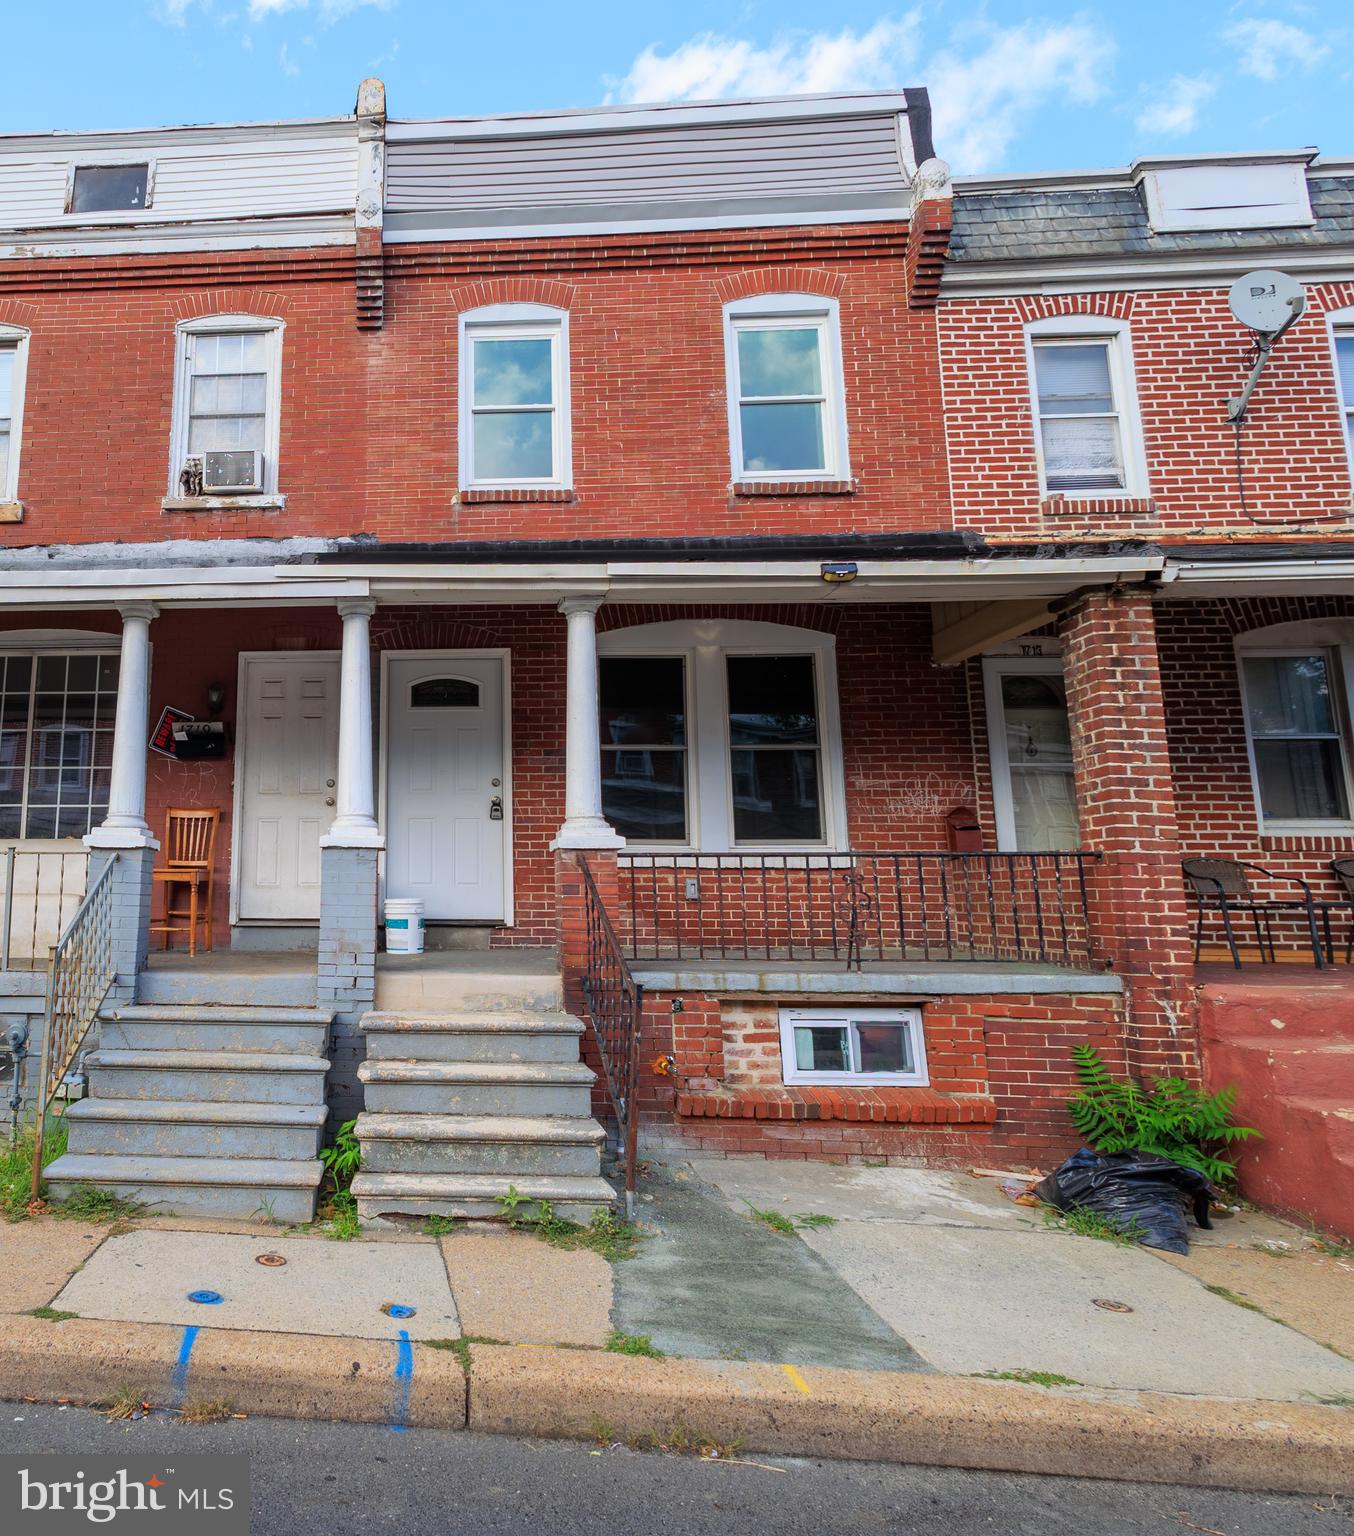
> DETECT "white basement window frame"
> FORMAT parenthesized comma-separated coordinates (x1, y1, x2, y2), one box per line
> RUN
(780, 1006, 929, 1087)
(458, 303, 572, 491)
(167, 313, 284, 498)
(1024, 315, 1148, 499)
(596, 618, 848, 852)
(0, 324, 31, 504)
(1328, 307, 1354, 483)
(723, 292, 850, 482)
(1237, 641, 1354, 834)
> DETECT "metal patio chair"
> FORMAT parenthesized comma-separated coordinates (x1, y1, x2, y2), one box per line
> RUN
(1327, 858, 1354, 964)
(1182, 857, 1324, 970)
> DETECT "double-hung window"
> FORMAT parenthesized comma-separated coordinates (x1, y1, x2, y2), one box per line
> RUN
(0, 327, 30, 503)
(1334, 324, 1354, 463)
(1026, 319, 1145, 497)
(169, 315, 283, 497)
(0, 649, 120, 840)
(597, 620, 845, 849)
(459, 305, 570, 490)
(1241, 650, 1353, 827)
(780, 1007, 929, 1086)
(724, 294, 849, 481)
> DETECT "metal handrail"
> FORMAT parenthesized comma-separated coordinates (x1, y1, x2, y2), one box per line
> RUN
(29, 854, 119, 1201)
(578, 857, 643, 1219)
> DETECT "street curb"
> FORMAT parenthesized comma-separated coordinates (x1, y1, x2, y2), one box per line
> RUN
(466, 1345, 1354, 1495)
(3, 1317, 1352, 1493)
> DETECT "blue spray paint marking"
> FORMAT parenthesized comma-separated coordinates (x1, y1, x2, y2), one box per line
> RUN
(386, 1304, 416, 1319)
(390, 1329, 413, 1433)
(171, 1325, 199, 1401)
(187, 1290, 223, 1306)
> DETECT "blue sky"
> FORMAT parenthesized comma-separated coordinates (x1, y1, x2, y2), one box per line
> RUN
(1, 1, 1349, 174)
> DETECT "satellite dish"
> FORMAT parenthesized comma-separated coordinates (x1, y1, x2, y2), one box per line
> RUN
(1228, 269, 1306, 336)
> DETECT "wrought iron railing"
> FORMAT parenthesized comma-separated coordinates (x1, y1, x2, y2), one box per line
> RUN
(618, 850, 1101, 971)
(579, 857, 644, 1218)
(0, 848, 92, 969)
(29, 854, 119, 1200)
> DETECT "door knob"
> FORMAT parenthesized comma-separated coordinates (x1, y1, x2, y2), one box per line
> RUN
(325, 796, 335, 806)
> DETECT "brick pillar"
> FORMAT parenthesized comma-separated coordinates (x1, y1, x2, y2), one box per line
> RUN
(1059, 590, 1199, 1081)
(317, 844, 379, 1124)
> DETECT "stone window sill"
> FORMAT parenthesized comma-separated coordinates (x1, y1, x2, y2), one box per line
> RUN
(733, 479, 856, 497)
(675, 1085, 996, 1124)
(162, 495, 286, 513)
(0, 501, 23, 524)
(458, 487, 575, 504)
(1040, 495, 1155, 516)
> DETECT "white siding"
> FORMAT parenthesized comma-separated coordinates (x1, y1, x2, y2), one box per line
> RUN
(387, 113, 905, 213)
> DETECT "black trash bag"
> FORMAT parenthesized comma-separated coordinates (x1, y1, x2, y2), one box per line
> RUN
(1033, 1148, 1215, 1255)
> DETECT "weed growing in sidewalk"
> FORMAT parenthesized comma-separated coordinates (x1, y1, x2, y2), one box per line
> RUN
(320, 1119, 361, 1187)
(1307, 1225, 1354, 1260)
(745, 1202, 837, 1235)
(976, 1368, 1082, 1388)
(26, 1306, 78, 1322)
(51, 1185, 143, 1223)
(100, 1388, 150, 1421)
(1203, 1282, 1268, 1316)
(626, 1421, 745, 1459)
(493, 1188, 644, 1261)
(2, 1117, 69, 1220)
(421, 1215, 457, 1237)
(1304, 1392, 1354, 1408)
(424, 1338, 472, 1371)
(321, 1189, 361, 1241)
(606, 1330, 665, 1359)
(179, 1399, 235, 1425)
(1042, 1205, 1145, 1246)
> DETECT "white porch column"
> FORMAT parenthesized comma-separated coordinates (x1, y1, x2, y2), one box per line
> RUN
(321, 597, 384, 849)
(553, 596, 624, 850)
(86, 600, 158, 849)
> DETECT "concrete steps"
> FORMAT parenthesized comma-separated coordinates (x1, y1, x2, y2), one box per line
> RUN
(42, 999, 331, 1221)
(352, 995, 614, 1226)
(1200, 978, 1354, 1239)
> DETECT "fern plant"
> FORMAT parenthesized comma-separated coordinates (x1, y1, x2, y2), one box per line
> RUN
(1066, 1044, 1260, 1186)
(319, 1118, 362, 1188)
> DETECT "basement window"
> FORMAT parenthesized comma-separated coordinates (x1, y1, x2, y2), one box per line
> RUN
(70, 163, 150, 213)
(779, 1007, 929, 1087)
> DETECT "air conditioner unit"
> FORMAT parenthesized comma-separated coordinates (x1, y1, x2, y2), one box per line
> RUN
(194, 449, 263, 493)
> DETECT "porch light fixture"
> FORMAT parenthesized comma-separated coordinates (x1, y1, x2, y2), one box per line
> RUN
(206, 681, 226, 716)
(820, 561, 857, 583)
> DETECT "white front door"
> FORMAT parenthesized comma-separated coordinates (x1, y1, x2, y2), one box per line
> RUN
(384, 655, 507, 921)
(237, 654, 341, 921)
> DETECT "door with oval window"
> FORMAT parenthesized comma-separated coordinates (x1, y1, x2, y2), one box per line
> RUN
(384, 655, 506, 921)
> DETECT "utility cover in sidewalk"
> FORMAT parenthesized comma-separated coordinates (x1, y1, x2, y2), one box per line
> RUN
(54, 1231, 460, 1341)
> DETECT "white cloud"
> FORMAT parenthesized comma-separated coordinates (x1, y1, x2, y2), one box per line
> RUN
(1135, 73, 1216, 136)
(609, 17, 922, 104)
(155, 0, 393, 24)
(1223, 18, 1329, 80)
(608, 14, 1116, 173)
(278, 40, 301, 76)
(154, 0, 196, 23)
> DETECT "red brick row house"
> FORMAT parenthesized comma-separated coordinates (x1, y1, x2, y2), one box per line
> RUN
(0, 82, 1347, 1231)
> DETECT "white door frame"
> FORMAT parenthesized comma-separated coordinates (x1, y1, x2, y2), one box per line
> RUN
(982, 651, 1074, 853)
(378, 648, 515, 926)
(230, 649, 342, 927)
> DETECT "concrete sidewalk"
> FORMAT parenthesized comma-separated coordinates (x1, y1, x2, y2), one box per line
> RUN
(1, 1157, 1352, 1493)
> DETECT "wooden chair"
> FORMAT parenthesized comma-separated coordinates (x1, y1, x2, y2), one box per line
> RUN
(150, 808, 220, 957)
(1182, 856, 1324, 970)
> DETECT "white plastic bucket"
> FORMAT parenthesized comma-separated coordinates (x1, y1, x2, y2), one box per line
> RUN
(384, 898, 426, 954)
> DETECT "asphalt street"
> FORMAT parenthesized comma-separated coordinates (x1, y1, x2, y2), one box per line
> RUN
(2, 1403, 1349, 1535)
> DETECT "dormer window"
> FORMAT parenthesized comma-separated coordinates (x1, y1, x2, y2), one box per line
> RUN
(70, 163, 150, 214)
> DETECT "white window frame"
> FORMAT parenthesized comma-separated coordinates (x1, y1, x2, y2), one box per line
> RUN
(982, 649, 1081, 853)
(458, 303, 571, 491)
(64, 158, 156, 218)
(1326, 306, 1354, 485)
(0, 324, 31, 504)
(779, 1006, 929, 1087)
(597, 619, 847, 852)
(1023, 315, 1148, 499)
(167, 313, 284, 498)
(1236, 641, 1354, 835)
(723, 292, 850, 482)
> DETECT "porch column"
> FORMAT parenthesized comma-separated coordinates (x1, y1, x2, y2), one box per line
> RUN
(322, 597, 382, 849)
(1058, 590, 1197, 1081)
(86, 601, 158, 850)
(553, 596, 624, 850)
